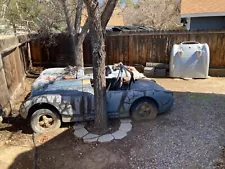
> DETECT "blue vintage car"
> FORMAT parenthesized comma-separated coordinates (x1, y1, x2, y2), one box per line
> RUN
(20, 64, 174, 133)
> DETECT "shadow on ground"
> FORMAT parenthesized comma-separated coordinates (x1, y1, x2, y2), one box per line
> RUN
(4, 91, 225, 169)
(0, 116, 33, 134)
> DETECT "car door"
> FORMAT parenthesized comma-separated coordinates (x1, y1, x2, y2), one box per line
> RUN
(106, 84, 130, 118)
(62, 79, 94, 122)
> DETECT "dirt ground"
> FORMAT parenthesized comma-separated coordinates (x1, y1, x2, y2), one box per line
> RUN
(1, 77, 225, 169)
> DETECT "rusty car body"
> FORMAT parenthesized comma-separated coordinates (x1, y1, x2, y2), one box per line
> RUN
(20, 64, 174, 133)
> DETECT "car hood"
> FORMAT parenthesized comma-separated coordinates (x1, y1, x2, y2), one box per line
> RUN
(130, 78, 166, 91)
(32, 65, 145, 91)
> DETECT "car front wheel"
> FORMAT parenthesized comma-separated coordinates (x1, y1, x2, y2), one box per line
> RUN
(131, 99, 158, 121)
(30, 109, 61, 133)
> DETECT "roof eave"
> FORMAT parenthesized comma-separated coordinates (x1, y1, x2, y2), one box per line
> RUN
(181, 12, 225, 18)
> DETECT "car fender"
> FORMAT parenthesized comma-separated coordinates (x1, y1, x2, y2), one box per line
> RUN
(20, 94, 74, 119)
(123, 90, 173, 113)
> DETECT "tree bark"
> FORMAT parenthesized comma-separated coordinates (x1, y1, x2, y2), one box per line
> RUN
(84, 0, 108, 133)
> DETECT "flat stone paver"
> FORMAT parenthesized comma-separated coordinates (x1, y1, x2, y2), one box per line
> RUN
(83, 134, 101, 143)
(84, 137, 99, 143)
(73, 124, 86, 130)
(83, 133, 99, 139)
(73, 119, 133, 142)
(119, 123, 132, 132)
(98, 134, 114, 143)
(74, 128, 88, 138)
(120, 119, 132, 123)
(112, 130, 127, 140)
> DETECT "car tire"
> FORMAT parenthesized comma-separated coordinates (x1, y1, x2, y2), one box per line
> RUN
(131, 98, 158, 121)
(31, 109, 61, 133)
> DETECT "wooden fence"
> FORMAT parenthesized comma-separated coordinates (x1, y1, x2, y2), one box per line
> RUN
(1, 30, 225, 115)
(30, 30, 225, 69)
(0, 35, 29, 116)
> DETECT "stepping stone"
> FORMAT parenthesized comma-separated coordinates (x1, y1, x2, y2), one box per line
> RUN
(73, 124, 85, 130)
(74, 128, 88, 138)
(119, 123, 132, 132)
(83, 133, 99, 143)
(84, 137, 99, 143)
(98, 134, 114, 143)
(112, 131, 127, 140)
(120, 119, 132, 123)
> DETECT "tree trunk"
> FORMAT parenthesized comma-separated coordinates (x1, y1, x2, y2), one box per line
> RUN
(61, 0, 76, 64)
(74, 18, 89, 67)
(74, 19, 89, 67)
(74, 40, 84, 67)
(69, 36, 76, 65)
(74, 0, 84, 67)
(84, 0, 108, 133)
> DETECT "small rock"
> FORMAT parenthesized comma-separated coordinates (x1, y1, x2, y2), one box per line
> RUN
(120, 119, 132, 123)
(74, 128, 89, 138)
(112, 130, 127, 140)
(98, 134, 114, 143)
(119, 123, 132, 132)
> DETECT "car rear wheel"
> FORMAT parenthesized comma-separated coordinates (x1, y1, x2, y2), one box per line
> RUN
(131, 99, 158, 121)
(31, 109, 61, 133)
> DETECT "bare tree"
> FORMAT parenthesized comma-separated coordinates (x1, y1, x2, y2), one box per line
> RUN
(74, 0, 89, 67)
(50, 0, 88, 66)
(121, 0, 182, 30)
(83, 0, 118, 133)
(1, 0, 88, 66)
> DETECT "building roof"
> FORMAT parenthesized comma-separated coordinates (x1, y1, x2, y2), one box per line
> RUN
(81, 8, 124, 26)
(181, 0, 225, 17)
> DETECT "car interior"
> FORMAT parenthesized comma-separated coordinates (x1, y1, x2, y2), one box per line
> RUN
(90, 65, 133, 91)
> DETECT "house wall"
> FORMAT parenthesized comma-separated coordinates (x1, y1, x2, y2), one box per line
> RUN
(190, 16, 225, 30)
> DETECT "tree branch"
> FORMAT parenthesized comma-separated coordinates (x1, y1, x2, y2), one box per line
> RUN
(101, 0, 119, 29)
(60, 0, 73, 35)
(79, 17, 89, 42)
(74, 0, 83, 35)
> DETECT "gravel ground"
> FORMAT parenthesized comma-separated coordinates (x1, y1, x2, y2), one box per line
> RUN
(1, 77, 225, 169)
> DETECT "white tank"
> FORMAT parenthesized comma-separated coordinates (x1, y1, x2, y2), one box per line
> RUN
(170, 41, 210, 79)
